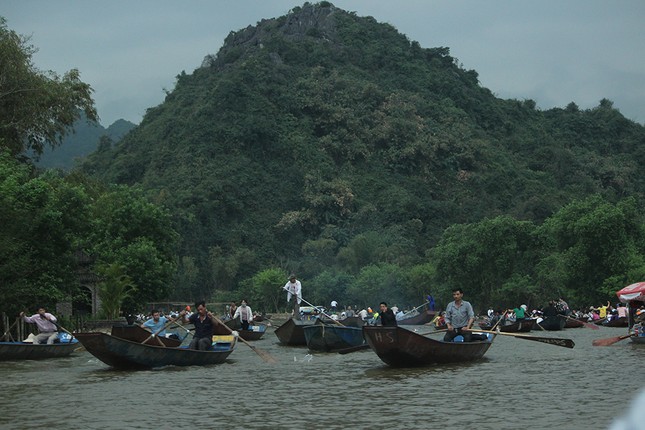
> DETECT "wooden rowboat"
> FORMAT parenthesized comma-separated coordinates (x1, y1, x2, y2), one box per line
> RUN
(0, 338, 80, 361)
(75, 332, 235, 370)
(601, 317, 629, 327)
(212, 319, 267, 341)
(319, 315, 364, 327)
(362, 326, 495, 367)
(536, 315, 566, 331)
(479, 318, 535, 332)
(397, 310, 436, 325)
(564, 317, 586, 328)
(303, 324, 365, 352)
(274, 318, 316, 345)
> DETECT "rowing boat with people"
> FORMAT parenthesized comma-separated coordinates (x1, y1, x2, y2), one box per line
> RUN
(75, 332, 235, 370)
(213, 318, 267, 341)
(303, 323, 365, 352)
(0, 334, 80, 361)
(537, 315, 566, 331)
(362, 325, 495, 367)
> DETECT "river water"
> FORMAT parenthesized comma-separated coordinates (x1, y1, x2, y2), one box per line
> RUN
(1, 323, 642, 430)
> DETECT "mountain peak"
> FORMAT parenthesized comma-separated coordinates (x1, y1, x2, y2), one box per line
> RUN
(201, 2, 341, 68)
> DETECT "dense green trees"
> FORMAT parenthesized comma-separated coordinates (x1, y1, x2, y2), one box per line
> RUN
(0, 17, 97, 159)
(0, 151, 179, 315)
(76, 3, 645, 311)
(0, 18, 177, 316)
(4, 5, 645, 315)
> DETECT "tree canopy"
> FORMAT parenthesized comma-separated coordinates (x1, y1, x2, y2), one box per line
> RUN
(0, 16, 97, 159)
(3, 5, 645, 315)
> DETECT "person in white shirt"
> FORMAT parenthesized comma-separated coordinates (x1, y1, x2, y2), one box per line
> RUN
(284, 274, 302, 319)
(233, 299, 254, 330)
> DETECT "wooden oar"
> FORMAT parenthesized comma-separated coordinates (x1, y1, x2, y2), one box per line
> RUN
(534, 319, 546, 331)
(2, 317, 20, 341)
(592, 333, 636, 347)
(562, 314, 599, 330)
(490, 311, 508, 331)
(210, 314, 277, 364)
(141, 317, 180, 346)
(475, 329, 575, 349)
(299, 297, 346, 327)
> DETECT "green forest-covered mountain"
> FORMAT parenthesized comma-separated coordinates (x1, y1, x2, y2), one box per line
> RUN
(80, 2, 645, 309)
(36, 117, 136, 170)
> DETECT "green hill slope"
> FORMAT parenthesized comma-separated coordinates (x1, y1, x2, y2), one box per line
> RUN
(36, 116, 136, 170)
(81, 2, 645, 296)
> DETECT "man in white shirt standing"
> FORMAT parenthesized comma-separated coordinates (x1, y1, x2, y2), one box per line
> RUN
(284, 274, 302, 319)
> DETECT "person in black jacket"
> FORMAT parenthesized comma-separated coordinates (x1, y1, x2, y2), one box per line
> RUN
(378, 302, 398, 327)
(181, 300, 218, 351)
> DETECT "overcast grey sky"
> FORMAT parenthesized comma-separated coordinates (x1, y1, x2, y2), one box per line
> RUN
(3, 0, 644, 126)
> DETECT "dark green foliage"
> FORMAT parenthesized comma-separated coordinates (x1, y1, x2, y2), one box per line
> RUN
(71, 3, 645, 310)
(0, 17, 97, 159)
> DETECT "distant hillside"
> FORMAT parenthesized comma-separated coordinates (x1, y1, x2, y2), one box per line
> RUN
(36, 116, 136, 170)
(80, 1, 645, 298)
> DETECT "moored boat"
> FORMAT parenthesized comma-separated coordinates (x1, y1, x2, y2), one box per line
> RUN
(362, 325, 494, 367)
(0, 336, 80, 361)
(75, 332, 235, 369)
(274, 318, 317, 346)
(303, 324, 364, 352)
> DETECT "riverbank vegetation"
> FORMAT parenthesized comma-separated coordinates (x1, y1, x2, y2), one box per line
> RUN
(2, 4, 645, 315)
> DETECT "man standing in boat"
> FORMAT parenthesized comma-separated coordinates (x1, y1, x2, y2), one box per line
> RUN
(20, 307, 59, 345)
(283, 274, 302, 320)
(443, 289, 475, 342)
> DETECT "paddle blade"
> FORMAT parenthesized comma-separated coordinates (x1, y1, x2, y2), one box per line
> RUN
(250, 345, 278, 363)
(592, 334, 632, 347)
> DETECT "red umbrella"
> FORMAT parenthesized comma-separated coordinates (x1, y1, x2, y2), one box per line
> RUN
(616, 282, 645, 303)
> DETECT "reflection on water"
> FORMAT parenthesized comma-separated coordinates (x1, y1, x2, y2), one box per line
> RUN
(0, 326, 642, 429)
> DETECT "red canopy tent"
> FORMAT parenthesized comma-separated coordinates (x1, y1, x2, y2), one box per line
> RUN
(616, 282, 645, 303)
